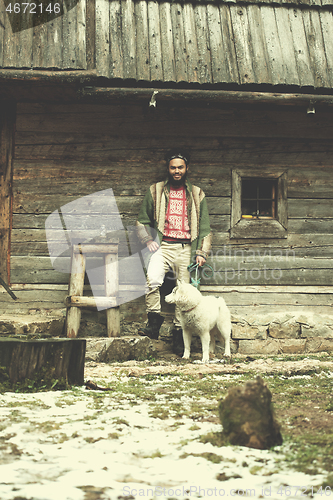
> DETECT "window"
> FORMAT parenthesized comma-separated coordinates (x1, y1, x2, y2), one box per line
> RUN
(241, 178, 277, 219)
(231, 170, 287, 239)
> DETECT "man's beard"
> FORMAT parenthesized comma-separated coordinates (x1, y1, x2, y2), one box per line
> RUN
(168, 172, 187, 187)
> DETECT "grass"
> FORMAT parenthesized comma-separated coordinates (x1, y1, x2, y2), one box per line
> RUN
(1, 356, 332, 482)
(281, 433, 333, 475)
(0, 365, 68, 393)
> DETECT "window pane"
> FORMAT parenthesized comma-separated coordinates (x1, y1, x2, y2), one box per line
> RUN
(242, 200, 257, 216)
(242, 179, 258, 199)
(258, 199, 273, 217)
(258, 179, 275, 198)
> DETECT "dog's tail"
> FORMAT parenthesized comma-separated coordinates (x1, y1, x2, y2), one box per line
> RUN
(216, 298, 231, 329)
(216, 298, 232, 356)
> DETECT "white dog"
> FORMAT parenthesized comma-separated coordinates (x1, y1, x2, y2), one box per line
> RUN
(165, 282, 231, 362)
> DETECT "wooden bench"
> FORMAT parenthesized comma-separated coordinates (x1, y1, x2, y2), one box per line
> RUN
(66, 242, 120, 338)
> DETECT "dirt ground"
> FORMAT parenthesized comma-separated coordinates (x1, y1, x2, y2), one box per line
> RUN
(85, 332, 333, 439)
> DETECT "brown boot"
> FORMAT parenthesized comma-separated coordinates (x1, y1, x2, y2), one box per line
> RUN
(138, 312, 164, 340)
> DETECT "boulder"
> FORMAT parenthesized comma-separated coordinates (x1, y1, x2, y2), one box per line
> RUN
(86, 336, 153, 362)
(301, 324, 333, 339)
(268, 320, 300, 339)
(0, 314, 65, 337)
(305, 338, 333, 353)
(219, 376, 283, 450)
(238, 339, 280, 355)
(279, 339, 306, 354)
(232, 323, 267, 340)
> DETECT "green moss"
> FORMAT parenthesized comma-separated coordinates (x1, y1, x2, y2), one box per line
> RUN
(281, 434, 333, 475)
(0, 365, 68, 393)
(112, 418, 130, 426)
(199, 431, 230, 447)
(149, 406, 170, 419)
(181, 452, 224, 464)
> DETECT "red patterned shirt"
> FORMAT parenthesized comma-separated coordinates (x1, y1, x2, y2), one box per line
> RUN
(163, 185, 191, 240)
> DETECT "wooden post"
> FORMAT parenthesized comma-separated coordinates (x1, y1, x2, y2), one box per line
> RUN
(66, 249, 86, 338)
(0, 101, 16, 286)
(105, 250, 120, 337)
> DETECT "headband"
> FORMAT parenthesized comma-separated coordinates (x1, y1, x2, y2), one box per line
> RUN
(168, 154, 188, 164)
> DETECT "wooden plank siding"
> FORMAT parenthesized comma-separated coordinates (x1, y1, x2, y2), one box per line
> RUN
(0, 0, 87, 69)
(93, 0, 333, 89)
(2, 100, 331, 317)
(1, 0, 333, 88)
(0, 101, 16, 285)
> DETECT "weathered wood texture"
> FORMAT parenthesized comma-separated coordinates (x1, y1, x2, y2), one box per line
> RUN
(2, 0, 333, 90)
(0, 101, 15, 284)
(95, 0, 333, 88)
(0, 0, 87, 69)
(3, 101, 333, 314)
(0, 338, 86, 385)
(65, 243, 120, 338)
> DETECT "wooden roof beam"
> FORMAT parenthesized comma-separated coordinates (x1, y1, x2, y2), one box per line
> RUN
(0, 69, 98, 83)
(79, 87, 333, 107)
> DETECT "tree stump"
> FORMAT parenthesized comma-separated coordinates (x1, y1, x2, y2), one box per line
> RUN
(0, 338, 86, 386)
(219, 376, 283, 449)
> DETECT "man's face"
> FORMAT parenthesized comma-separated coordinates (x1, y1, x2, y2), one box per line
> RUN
(168, 158, 188, 186)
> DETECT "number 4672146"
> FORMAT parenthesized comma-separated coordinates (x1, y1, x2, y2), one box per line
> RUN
(6, 3, 61, 14)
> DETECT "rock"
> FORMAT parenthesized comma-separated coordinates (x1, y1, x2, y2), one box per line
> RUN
(268, 320, 300, 339)
(219, 376, 283, 450)
(301, 325, 333, 339)
(0, 315, 65, 337)
(279, 339, 306, 354)
(86, 336, 153, 362)
(238, 339, 280, 355)
(232, 323, 267, 340)
(305, 338, 333, 353)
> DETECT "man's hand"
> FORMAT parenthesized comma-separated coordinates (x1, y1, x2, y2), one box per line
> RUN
(196, 255, 206, 267)
(147, 240, 160, 252)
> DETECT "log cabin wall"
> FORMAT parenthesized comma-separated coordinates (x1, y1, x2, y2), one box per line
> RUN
(0, 0, 87, 69)
(2, 99, 333, 340)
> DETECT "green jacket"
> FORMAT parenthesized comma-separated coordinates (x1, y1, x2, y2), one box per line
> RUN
(136, 179, 212, 261)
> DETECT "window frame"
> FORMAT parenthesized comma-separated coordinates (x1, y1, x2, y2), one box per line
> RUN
(230, 169, 288, 239)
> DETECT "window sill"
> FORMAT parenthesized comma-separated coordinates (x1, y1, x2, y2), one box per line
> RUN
(241, 215, 274, 220)
(230, 218, 287, 239)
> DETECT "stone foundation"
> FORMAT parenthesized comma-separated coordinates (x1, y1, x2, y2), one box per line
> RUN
(231, 312, 333, 355)
(1, 310, 333, 356)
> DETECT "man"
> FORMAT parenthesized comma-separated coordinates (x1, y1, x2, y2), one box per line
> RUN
(136, 150, 212, 354)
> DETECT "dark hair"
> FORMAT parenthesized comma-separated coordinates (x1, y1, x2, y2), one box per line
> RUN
(165, 149, 190, 166)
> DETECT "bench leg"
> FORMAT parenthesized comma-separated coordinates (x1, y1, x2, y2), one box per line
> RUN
(105, 253, 120, 337)
(66, 252, 85, 338)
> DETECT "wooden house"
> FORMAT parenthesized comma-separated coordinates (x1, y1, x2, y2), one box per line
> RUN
(1, 0, 333, 352)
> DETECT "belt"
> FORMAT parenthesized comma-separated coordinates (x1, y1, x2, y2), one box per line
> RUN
(162, 238, 191, 245)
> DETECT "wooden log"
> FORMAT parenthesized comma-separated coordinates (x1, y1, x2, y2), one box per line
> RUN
(0, 69, 97, 81)
(96, 0, 111, 77)
(0, 338, 86, 386)
(105, 252, 120, 337)
(86, 0, 96, 70)
(73, 244, 119, 254)
(66, 295, 117, 308)
(66, 251, 85, 338)
(78, 86, 333, 106)
(0, 101, 16, 284)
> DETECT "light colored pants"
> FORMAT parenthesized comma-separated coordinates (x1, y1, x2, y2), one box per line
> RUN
(146, 241, 191, 326)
